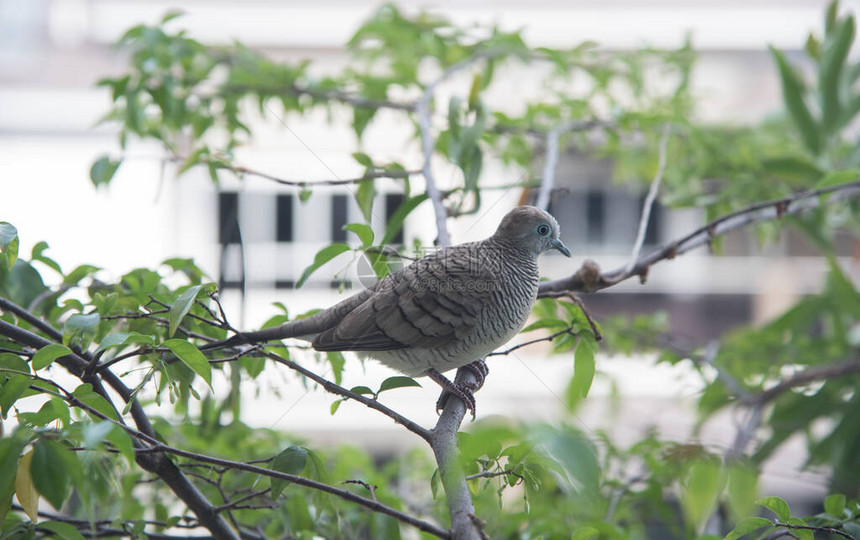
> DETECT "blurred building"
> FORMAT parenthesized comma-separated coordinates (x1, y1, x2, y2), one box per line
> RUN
(0, 0, 841, 510)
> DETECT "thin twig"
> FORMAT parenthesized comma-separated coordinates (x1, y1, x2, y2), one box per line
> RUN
(343, 479, 379, 502)
(538, 179, 860, 296)
(627, 124, 670, 273)
(535, 127, 561, 211)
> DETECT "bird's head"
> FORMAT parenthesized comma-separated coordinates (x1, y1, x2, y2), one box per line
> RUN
(493, 206, 571, 258)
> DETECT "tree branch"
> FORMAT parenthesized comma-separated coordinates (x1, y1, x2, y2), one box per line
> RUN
(0, 304, 239, 540)
(538, 179, 860, 296)
(627, 124, 670, 272)
(535, 127, 561, 211)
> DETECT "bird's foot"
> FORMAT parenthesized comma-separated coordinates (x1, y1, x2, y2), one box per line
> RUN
(426, 361, 489, 421)
(462, 359, 489, 391)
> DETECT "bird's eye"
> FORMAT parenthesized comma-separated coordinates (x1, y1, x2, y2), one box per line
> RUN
(537, 224, 550, 236)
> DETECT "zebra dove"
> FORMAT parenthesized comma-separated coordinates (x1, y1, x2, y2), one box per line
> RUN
(220, 205, 570, 414)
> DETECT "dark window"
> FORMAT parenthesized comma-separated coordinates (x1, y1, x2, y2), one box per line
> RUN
(276, 194, 294, 242)
(218, 192, 241, 245)
(586, 190, 604, 243)
(385, 193, 406, 244)
(274, 279, 295, 290)
(331, 194, 348, 242)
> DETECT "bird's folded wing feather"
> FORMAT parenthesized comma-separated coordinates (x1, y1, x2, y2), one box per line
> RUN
(312, 247, 488, 351)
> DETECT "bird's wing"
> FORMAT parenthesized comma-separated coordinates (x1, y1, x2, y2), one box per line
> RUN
(312, 245, 490, 352)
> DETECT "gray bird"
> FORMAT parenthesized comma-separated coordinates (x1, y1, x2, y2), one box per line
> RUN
(216, 205, 570, 415)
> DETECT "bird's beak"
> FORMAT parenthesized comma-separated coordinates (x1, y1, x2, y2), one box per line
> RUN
(551, 238, 571, 257)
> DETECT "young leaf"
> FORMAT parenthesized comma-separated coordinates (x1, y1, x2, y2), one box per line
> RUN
(31, 344, 72, 371)
(72, 384, 120, 421)
(381, 193, 427, 245)
(296, 243, 351, 288)
(95, 332, 154, 353)
(825, 493, 846, 516)
(343, 223, 374, 248)
(770, 46, 821, 154)
(14, 449, 38, 522)
(63, 313, 100, 350)
(355, 180, 375, 222)
(819, 16, 855, 133)
(270, 446, 308, 497)
(352, 152, 374, 167)
(349, 385, 375, 396)
(725, 516, 772, 540)
(163, 339, 212, 390)
(757, 495, 791, 522)
(378, 376, 421, 393)
(89, 155, 122, 187)
(0, 222, 18, 269)
(0, 375, 32, 419)
(566, 337, 596, 408)
(169, 285, 203, 337)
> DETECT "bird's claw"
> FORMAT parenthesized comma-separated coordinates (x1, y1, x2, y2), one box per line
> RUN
(435, 383, 477, 420)
(427, 360, 489, 421)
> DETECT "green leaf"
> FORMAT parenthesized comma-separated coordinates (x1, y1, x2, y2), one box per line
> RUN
(299, 188, 312, 203)
(270, 446, 308, 497)
(95, 332, 154, 353)
(349, 385, 375, 396)
(355, 180, 375, 222)
(5, 260, 47, 307)
(15, 449, 38, 522)
(680, 459, 723, 531)
(0, 375, 31, 419)
(63, 313, 100, 349)
(72, 384, 119, 421)
(31, 241, 62, 274)
(566, 337, 597, 408)
(378, 376, 421, 393)
(0, 222, 18, 269)
(31, 344, 72, 371)
(725, 516, 773, 540)
(727, 462, 759, 521)
(0, 437, 27, 519)
(756, 495, 791, 522)
(169, 284, 203, 337)
(571, 527, 598, 540)
(770, 46, 821, 154)
(430, 469, 441, 500)
(82, 421, 114, 449)
(296, 243, 351, 288)
(824, 493, 846, 516)
(819, 15, 855, 132)
(382, 193, 427, 245)
(343, 223, 374, 248)
(105, 425, 135, 465)
(31, 439, 76, 510)
(89, 155, 122, 187)
(786, 517, 814, 540)
(38, 521, 86, 540)
(163, 339, 212, 390)
(352, 152, 374, 167)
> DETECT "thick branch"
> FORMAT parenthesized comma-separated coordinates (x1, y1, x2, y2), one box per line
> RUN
(538, 179, 860, 296)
